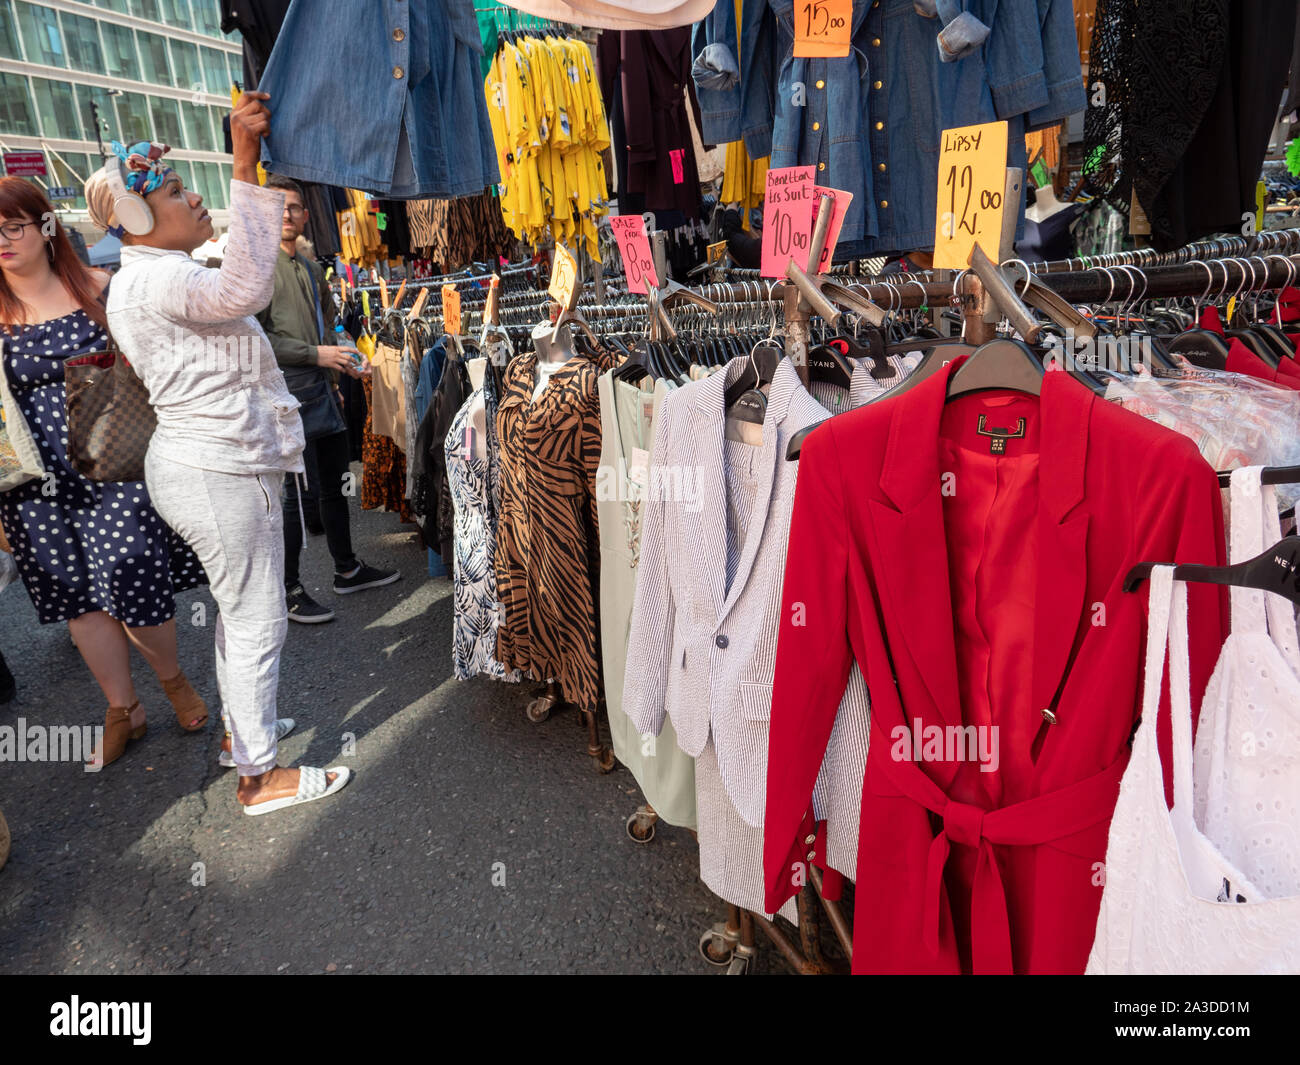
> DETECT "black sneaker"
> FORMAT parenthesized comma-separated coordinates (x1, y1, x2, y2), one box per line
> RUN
(286, 583, 336, 624)
(333, 562, 401, 595)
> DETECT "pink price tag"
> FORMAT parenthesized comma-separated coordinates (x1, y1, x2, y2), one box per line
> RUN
(669, 149, 685, 185)
(812, 186, 854, 274)
(760, 165, 816, 279)
(610, 214, 660, 295)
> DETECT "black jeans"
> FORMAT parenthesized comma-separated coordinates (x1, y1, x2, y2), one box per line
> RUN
(283, 428, 356, 587)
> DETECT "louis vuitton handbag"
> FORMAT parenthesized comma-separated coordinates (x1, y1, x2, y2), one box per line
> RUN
(0, 339, 46, 491)
(64, 339, 156, 483)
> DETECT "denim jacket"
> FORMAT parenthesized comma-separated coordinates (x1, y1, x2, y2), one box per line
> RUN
(258, 0, 499, 198)
(691, 0, 776, 159)
(751, 0, 1082, 257)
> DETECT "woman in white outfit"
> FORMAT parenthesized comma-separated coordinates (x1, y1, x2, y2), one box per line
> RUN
(82, 92, 349, 815)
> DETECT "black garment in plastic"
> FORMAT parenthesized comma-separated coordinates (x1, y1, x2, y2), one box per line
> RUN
(220, 0, 293, 90)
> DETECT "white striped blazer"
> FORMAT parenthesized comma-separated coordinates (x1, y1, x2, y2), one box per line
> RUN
(623, 357, 872, 879)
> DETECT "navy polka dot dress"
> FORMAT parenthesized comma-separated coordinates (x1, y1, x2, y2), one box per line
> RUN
(0, 310, 205, 627)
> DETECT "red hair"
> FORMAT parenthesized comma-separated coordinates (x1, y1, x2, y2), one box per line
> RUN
(0, 177, 106, 331)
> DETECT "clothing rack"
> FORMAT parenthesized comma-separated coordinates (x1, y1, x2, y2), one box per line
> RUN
(344, 260, 543, 295)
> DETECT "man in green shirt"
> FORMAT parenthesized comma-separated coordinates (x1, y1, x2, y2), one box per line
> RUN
(257, 175, 399, 623)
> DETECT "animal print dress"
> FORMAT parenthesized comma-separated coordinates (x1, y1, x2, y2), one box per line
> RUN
(494, 346, 618, 712)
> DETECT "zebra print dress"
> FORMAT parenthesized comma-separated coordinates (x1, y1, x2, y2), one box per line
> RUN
(446, 392, 520, 682)
(494, 346, 618, 712)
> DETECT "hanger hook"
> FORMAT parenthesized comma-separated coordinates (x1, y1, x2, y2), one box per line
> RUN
(1000, 257, 1032, 297)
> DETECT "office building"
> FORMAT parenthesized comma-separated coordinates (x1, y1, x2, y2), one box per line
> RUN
(0, 0, 241, 243)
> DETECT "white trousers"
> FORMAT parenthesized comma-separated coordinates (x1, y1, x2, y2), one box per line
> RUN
(145, 450, 286, 775)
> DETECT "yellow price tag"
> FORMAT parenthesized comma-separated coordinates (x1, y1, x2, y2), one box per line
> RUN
(932, 120, 1010, 270)
(707, 240, 728, 265)
(548, 244, 579, 309)
(442, 283, 461, 336)
(793, 0, 851, 58)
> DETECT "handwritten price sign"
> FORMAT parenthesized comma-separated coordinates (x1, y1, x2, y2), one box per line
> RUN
(812, 185, 853, 274)
(548, 243, 579, 308)
(610, 214, 659, 295)
(794, 0, 851, 58)
(933, 119, 1009, 269)
(441, 284, 461, 336)
(761, 165, 815, 279)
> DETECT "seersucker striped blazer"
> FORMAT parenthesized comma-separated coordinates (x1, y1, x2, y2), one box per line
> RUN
(623, 356, 873, 882)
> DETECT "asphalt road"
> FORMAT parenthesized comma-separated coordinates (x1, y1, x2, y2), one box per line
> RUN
(0, 472, 786, 974)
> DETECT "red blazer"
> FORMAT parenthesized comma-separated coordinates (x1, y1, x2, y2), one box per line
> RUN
(763, 361, 1227, 974)
(1225, 339, 1300, 390)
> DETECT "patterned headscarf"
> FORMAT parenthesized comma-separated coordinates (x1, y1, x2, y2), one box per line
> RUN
(110, 140, 174, 196)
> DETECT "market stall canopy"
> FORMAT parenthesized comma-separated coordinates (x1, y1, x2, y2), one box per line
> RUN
(492, 0, 716, 30)
(87, 233, 120, 268)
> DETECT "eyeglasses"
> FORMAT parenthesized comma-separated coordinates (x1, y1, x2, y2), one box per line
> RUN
(283, 205, 305, 218)
(0, 220, 39, 241)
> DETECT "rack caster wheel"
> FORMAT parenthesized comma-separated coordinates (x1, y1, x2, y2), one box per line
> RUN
(592, 746, 615, 773)
(698, 924, 736, 967)
(725, 952, 751, 976)
(626, 809, 657, 844)
(525, 695, 554, 723)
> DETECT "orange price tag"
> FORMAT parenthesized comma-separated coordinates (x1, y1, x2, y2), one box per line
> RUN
(548, 244, 579, 309)
(441, 284, 461, 336)
(793, 0, 851, 59)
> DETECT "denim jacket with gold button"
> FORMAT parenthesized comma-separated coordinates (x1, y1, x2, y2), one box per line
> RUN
(734, 0, 1083, 258)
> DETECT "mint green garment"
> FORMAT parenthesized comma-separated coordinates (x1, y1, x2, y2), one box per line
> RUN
(597, 370, 697, 829)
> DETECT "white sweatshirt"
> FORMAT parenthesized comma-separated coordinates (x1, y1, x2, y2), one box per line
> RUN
(107, 179, 306, 476)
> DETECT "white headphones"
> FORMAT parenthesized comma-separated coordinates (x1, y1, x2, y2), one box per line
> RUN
(100, 156, 154, 237)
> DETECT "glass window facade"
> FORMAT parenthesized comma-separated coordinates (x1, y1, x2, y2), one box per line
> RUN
(148, 94, 182, 147)
(136, 29, 172, 87)
(113, 89, 151, 142)
(130, 0, 160, 21)
(92, 0, 131, 14)
(168, 156, 192, 192)
(17, 1, 64, 68)
(31, 77, 83, 140)
(157, 0, 192, 30)
(99, 21, 138, 81)
(0, 0, 21, 61)
(201, 45, 230, 94)
(169, 38, 203, 95)
(0, 70, 36, 135)
(45, 150, 94, 209)
(60, 11, 104, 72)
(179, 98, 213, 149)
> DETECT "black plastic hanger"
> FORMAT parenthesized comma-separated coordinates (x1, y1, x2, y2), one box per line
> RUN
(1225, 328, 1280, 369)
(1215, 465, 1300, 488)
(1167, 328, 1229, 370)
(945, 338, 1044, 399)
(1124, 536, 1300, 605)
(723, 341, 780, 425)
(806, 343, 854, 392)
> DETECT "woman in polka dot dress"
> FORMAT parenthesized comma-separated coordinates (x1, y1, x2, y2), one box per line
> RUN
(0, 178, 209, 767)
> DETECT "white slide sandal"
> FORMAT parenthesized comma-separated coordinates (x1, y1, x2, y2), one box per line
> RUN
(242, 765, 351, 816)
(220, 718, 296, 768)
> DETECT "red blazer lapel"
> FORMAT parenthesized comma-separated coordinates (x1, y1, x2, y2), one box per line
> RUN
(1031, 373, 1093, 723)
(871, 366, 964, 736)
